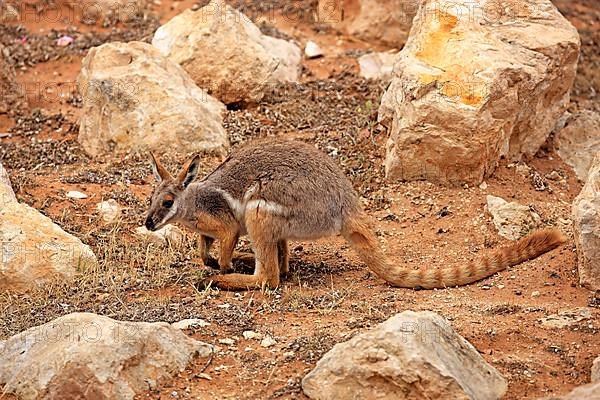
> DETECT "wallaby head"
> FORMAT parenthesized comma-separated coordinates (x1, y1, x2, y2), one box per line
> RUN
(145, 153, 200, 231)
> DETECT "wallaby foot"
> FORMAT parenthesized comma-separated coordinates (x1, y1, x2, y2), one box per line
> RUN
(278, 239, 289, 278)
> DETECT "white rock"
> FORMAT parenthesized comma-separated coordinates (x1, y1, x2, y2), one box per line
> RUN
(547, 381, 600, 399)
(67, 190, 88, 199)
(317, 0, 420, 46)
(171, 319, 210, 330)
(1, 162, 98, 293)
(302, 311, 507, 400)
(243, 330, 262, 340)
(479, 181, 488, 190)
(486, 195, 542, 240)
(97, 199, 120, 223)
(538, 308, 593, 329)
(516, 164, 532, 178)
(304, 41, 324, 59)
(219, 338, 236, 346)
(0, 313, 212, 399)
(358, 51, 399, 81)
(135, 225, 184, 246)
(152, 0, 301, 104)
(557, 110, 600, 181)
(260, 336, 276, 348)
(531, 290, 541, 298)
(78, 41, 228, 156)
(572, 153, 600, 290)
(379, 0, 580, 186)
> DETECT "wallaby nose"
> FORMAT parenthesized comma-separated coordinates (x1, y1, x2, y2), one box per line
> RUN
(145, 217, 155, 231)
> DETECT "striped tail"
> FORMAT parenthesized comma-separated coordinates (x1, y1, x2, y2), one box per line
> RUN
(343, 214, 566, 289)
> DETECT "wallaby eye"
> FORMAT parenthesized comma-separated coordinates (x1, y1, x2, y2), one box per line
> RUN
(163, 199, 174, 208)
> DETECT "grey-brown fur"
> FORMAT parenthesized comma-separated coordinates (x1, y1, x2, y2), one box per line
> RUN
(145, 138, 566, 290)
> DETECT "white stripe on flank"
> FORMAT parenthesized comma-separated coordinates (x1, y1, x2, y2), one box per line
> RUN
(245, 199, 286, 215)
(215, 188, 287, 222)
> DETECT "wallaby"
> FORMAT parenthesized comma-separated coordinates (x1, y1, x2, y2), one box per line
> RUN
(145, 138, 566, 291)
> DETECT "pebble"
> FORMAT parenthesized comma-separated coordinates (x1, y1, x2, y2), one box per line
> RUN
(531, 291, 541, 298)
(97, 199, 120, 223)
(545, 171, 561, 181)
(479, 181, 488, 190)
(66, 190, 88, 199)
(243, 330, 262, 340)
(171, 319, 210, 330)
(305, 40, 324, 58)
(219, 338, 236, 346)
(260, 336, 276, 348)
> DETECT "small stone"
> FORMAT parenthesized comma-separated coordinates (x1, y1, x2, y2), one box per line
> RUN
(135, 225, 184, 246)
(516, 164, 531, 178)
(260, 336, 276, 348)
(479, 181, 488, 190)
(539, 308, 593, 329)
(531, 291, 541, 298)
(172, 319, 210, 330)
(66, 190, 88, 199)
(304, 41, 324, 59)
(284, 351, 296, 359)
(243, 330, 262, 340)
(97, 199, 120, 223)
(545, 171, 562, 181)
(358, 51, 398, 81)
(486, 195, 541, 240)
(219, 338, 236, 346)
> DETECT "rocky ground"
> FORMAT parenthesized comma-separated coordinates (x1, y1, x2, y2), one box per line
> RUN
(0, 0, 599, 399)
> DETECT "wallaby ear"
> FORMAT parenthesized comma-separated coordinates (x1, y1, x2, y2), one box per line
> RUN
(149, 152, 172, 182)
(176, 154, 201, 189)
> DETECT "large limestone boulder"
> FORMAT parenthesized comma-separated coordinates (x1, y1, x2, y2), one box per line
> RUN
(0, 313, 213, 399)
(572, 153, 600, 290)
(379, 0, 580, 186)
(0, 163, 97, 293)
(152, 0, 301, 104)
(486, 195, 542, 240)
(317, 0, 419, 46)
(78, 41, 228, 157)
(592, 356, 600, 382)
(556, 110, 600, 181)
(302, 311, 507, 400)
(0, 44, 26, 114)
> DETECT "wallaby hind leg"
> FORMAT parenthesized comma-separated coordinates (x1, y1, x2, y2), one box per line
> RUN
(278, 239, 289, 277)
